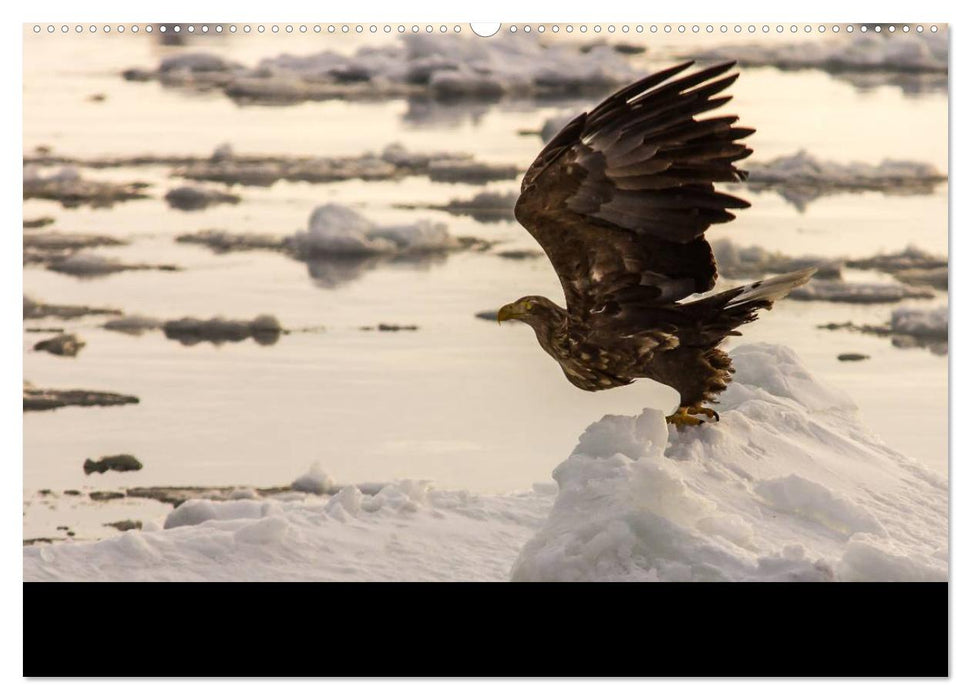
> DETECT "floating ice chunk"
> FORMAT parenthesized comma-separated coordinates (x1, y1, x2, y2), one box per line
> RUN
(890, 306, 948, 339)
(748, 151, 944, 188)
(370, 221, 455, 253)
(790, 279, 935, 304)
(159, 53, 243, 74)
(124, 33, 642, 103)
(164, 185, 240, 211)
(291, 465, 335, 495)
(290, 204, 396, 256)
(693, 31, 947, 73)
(289, 204, 465, 258)
(711, 239, 839, 280)
(47, 253, 177, 277)
(103, 315, 163, 335)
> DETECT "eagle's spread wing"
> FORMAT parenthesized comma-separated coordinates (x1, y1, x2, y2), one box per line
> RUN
(515, 61, 754, 319)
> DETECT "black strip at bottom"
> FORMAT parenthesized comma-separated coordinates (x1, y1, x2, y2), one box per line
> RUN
(24, 582, 948, 678)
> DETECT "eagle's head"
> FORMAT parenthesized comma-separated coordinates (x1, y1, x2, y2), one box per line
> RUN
(497, 295, 565, 330)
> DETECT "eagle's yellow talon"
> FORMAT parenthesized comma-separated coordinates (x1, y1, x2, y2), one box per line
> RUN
(687, 406, 720, 422)
(666, 407, 704, 429)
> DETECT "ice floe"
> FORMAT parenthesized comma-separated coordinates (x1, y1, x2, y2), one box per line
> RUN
(162, 315, 283, 346)
(790, 278, 936, 304)
(398, 190, 519, 223)
(25, 143, 519, 188)
(745, 150, 946, 210)
(23, 383, 139, 412)
(711, 239, 840, 280)
(175, 230, 287, 254)
(24, 296, 121, 320)
(32, 333, 85, 357)
(23, 165, 149, 208)
(287, 203, 481, 259)
(23, 344, 946, 581)
(691, 30, 947, 75)
(847, 246, 948, 290)
(164, 185, 241, 211)
(23, 232, 126, 266)
(83, 454, 143, 475)
(818, 305, 948, 354)
(890, 306, 947, 338)
(45, 252, 179, 278)
(122, 34, 643, 104)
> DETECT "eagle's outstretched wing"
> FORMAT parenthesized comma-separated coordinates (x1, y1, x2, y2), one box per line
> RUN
(514, 61, 754, 319)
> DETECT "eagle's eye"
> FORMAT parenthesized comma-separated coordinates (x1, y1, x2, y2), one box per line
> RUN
(525, 301, 534, 311)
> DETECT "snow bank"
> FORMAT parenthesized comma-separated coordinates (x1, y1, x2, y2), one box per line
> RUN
(693, 30, 947, 73)
(891, 306, 948, 339)
(512, 344, 946, 581)
(23, 344, 946, 582)
(287, 204, 464, 257)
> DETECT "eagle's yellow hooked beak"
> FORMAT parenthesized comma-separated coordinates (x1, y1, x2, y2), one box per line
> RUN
(497, 303, 517, 326)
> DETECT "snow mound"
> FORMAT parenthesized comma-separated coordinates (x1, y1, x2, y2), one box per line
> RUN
(891, 306, 948, 338)
(287, 204, 462, 257)
(511, 344, 946, 582)
(693, 30, 947, 73)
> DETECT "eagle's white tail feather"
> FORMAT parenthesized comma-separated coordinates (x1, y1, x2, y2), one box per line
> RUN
(724, 267, 817, 308)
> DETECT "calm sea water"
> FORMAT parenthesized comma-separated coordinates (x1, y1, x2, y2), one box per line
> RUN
(22, 29, 948, 540)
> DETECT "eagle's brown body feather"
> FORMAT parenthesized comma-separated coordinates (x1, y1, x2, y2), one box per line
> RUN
(503, 62, 814, 415)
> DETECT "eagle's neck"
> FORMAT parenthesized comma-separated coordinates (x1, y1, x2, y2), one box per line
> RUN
(532, 311, 570, 360)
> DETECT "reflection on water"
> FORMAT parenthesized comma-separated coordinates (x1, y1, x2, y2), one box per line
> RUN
(303, 251, 451, 289)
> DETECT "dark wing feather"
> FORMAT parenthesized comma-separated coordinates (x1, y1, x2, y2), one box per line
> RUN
(515, 61, 753, 317)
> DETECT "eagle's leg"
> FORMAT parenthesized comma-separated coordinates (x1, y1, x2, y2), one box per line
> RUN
(666, 407, 704, 428)
(686, 406, 720, 422)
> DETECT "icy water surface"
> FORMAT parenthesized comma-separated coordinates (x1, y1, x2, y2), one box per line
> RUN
(22, 29, 948, 541)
